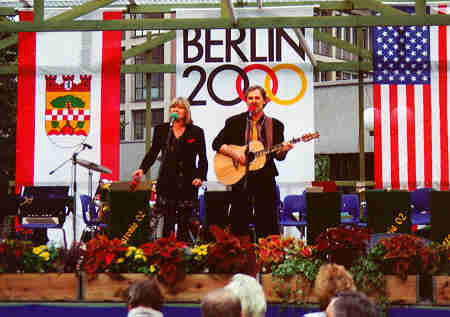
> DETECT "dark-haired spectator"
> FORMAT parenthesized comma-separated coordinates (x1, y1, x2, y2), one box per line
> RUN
(201, 288, 241, 317)
(127, 279, 164, 317)
(326, 291, 378, 317)
(304, 263, 356, 317)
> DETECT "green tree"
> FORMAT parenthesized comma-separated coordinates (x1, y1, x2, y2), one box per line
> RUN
(0, 31, 17, 178)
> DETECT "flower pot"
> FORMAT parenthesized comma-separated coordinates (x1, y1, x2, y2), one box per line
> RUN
(84, 273, 233, 302)
(0, 273, 78, 301)
(433, 275, 450, 305)
(368, 275, 418, 304)
(260, 274, 317, 303)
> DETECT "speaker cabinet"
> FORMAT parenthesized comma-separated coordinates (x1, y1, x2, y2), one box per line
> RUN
(108, 190, 151, 246)
(305, 192, 341, 245)
(204, 191, 231, 239)
(430, 191, 450, 243)
(366, 190, 411, 234)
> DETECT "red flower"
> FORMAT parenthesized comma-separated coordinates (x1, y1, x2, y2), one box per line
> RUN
(187, 138, 195, 143)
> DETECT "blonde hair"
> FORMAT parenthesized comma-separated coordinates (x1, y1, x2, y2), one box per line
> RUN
(224, 274, 267, 317)
(314, 263, 356, 310)
(170, 97, 192, 125)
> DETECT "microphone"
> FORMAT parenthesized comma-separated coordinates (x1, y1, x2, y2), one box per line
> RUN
(82, 143, 93, 150)
(169, 112, 179, 126)
(248, 106, 256, 118)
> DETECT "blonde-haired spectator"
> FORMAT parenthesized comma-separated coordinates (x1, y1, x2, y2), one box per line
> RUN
(224, 273, 267, 317)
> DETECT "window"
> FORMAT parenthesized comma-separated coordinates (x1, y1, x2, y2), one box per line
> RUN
(120, 111, 126, 141)
(133, 13, 163, 38)
(120, 73, 126, 103)
(132, 108, 164, 141)
(134, 45, 164, 101)
(133, 110, 145, 140)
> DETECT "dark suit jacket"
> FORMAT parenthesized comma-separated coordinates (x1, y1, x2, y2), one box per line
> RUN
(139, 123, 208, 198)
(212, 112, 286, 179)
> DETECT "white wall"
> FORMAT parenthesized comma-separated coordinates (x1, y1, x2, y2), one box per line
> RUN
(314, 80, 374, 154)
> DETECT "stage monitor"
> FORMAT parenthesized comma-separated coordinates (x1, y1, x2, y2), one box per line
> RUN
(366, 190, 411, 234)
(430, 191, 450, 243)
(305, 192, 341, 245)
(108, 189, 151, 246)
(204, 190, 231, 241)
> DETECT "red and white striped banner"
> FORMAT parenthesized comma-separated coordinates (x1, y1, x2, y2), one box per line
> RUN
(373, 5, 450, 190)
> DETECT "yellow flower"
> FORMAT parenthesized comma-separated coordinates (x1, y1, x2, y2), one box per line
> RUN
(149, 264, 157, 273)
(39, 251, 50, 261)
(126, 246, 137, 258)
(135, 254, 147, 262)
(135, 249, 144, 256)
(117, 257, 125, 264)
(32, 245, 47, 255)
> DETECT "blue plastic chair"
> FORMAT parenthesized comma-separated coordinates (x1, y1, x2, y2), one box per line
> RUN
(80, 194, 107, 230)
(279, 194, 307, 236)
(411, 188, 432, 225)
(198, 194, 206, 226)
(341, 194, 360, 225)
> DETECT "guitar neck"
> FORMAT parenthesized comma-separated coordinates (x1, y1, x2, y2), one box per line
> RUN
(255, 137, 301, 157)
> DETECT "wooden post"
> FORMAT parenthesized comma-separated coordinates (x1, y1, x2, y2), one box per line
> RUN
(358, 27, 366, 217)
(145, 31, 153, 180)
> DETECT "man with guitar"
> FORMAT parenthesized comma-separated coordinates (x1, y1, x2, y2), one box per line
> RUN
(212, 85, 294, 239)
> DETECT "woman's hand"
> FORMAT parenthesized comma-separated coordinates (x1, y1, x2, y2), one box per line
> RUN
(132, 169, 144, 179)
(192, 178, 203, 187)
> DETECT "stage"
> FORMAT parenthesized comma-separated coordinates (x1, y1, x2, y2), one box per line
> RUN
(0, 302, 449, 317)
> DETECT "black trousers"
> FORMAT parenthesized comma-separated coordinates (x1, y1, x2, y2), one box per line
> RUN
(229, 173, 279, 239)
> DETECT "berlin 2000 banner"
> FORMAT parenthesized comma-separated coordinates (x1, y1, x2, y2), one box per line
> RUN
(176, 7, 315, 185)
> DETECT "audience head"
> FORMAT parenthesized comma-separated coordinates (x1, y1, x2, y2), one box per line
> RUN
(201, 288, 241, 317)
(127, 279, 164, 311)
(314, 263, 356, 310)
(326, 291, 378, 317)
(224, 273, 267, 317)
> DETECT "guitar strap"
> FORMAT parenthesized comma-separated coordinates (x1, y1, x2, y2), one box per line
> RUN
(264, 116, 273, 150)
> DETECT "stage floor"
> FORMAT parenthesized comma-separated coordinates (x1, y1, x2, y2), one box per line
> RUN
(0, 302, 449, 317)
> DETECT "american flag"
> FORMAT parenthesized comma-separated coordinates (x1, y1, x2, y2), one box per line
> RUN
(372, 5, 449, 190)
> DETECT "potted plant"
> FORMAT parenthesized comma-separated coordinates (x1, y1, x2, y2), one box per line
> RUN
(315, 225, 370, 268)
(0, 240, 79, 301)
(257, 235, 322, 303)
(207, 225, 257, 275)
(427, 241, 450, 305)
(367, 234, 433, 304)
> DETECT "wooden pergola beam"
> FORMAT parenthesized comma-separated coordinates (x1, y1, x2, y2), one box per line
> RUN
(2, 14, 450, 33)
(122, 31, 175, 61)
(350, 0, 408, 16)
(0, 60, 374, 74)
(314, 29, 372, 60)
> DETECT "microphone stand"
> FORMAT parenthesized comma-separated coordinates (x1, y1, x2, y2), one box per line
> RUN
(243, 111, 254, 232)
(49, 144, 90, 245)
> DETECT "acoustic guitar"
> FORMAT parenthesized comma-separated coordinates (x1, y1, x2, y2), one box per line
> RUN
(214, 132, 320, 185)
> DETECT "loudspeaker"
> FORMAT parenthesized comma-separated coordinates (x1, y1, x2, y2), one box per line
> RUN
(366, 190, 411, 234)
(108, 190, 151, 246)
(305, 192, 341, 245)
(430, 191, 450, 243)
(204, 191, 231, 239)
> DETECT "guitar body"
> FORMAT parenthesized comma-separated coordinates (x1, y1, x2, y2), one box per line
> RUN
(214, 141, 267, 185)
(214, 132, 319, 185)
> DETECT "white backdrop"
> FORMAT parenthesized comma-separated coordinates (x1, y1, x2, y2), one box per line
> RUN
(176, 7, 315, 194)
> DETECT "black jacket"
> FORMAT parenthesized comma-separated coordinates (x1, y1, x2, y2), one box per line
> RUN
(139, 123, 208, 198)
(212, 112, 286, 178)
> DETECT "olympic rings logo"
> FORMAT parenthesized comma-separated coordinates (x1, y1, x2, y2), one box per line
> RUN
(182, 63, 308, 107)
